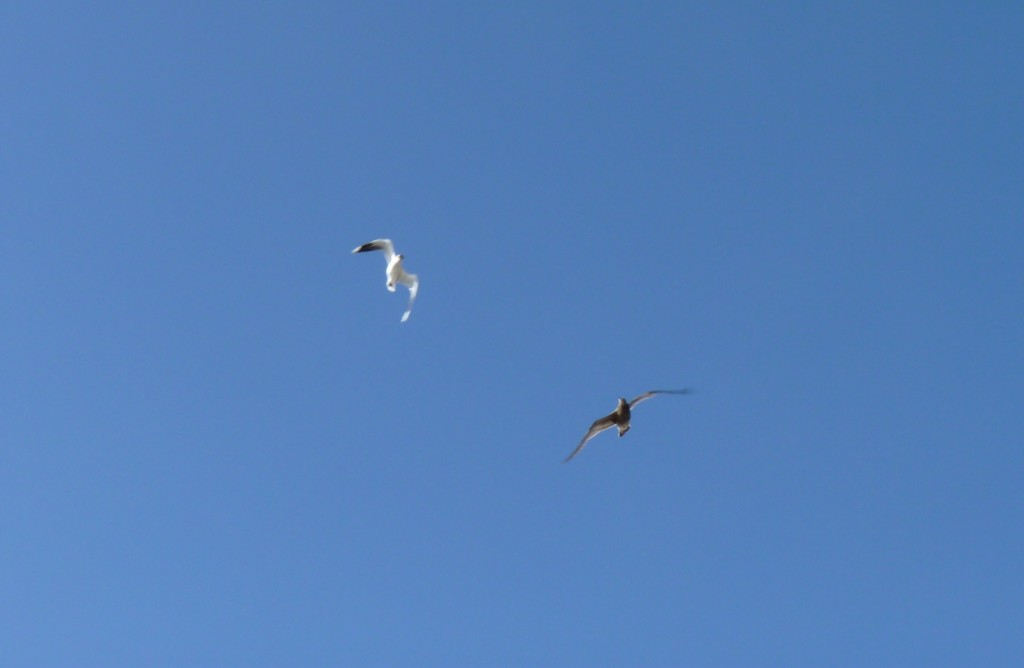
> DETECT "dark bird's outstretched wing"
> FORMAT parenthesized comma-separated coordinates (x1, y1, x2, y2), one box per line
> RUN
(563, 413, 618, 463)
(628, 388, 693, 409)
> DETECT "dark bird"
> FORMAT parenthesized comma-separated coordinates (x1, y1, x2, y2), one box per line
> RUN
(563, 389, 693, 463)
(352, 238, 419, 322)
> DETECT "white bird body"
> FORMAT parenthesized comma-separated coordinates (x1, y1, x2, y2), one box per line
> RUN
(352, 238, 419, 322)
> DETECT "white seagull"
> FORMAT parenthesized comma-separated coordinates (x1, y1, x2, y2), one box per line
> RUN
(351, 238, 419, 322)
(563, 389, 693, 463)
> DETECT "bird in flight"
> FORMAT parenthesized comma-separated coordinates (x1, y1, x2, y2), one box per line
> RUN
(352, 239, 419, 322)
(563, 389, 693, 463)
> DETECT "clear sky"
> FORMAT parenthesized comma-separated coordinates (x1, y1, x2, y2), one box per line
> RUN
(2, 2, 1022, 666)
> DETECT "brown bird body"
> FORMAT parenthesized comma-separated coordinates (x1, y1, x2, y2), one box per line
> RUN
(563, 389, 692, 463)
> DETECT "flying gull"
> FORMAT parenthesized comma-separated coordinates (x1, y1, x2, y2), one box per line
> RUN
(352, 238, 419, 322)
(563, 389, 693, 463)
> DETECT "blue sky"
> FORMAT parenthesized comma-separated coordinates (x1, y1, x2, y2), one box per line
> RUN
(2, 2, 1022, 666)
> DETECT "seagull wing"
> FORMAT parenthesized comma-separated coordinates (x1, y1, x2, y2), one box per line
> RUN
(563, 413, 618, 463)
(397, 271, 418, 323)
(351, 239, 396, 264)
(628, 389, 693, 409)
